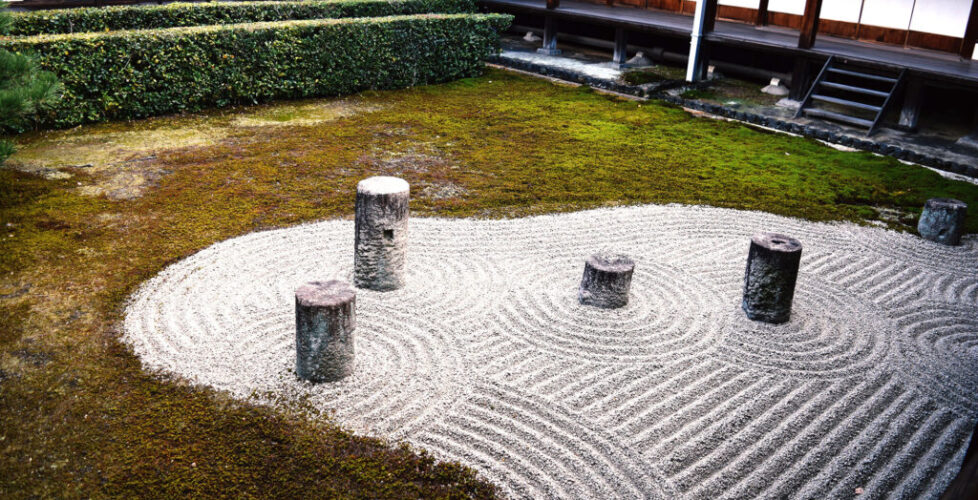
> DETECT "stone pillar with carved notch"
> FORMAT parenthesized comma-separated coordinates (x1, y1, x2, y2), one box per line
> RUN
(354, 176, 409, 291)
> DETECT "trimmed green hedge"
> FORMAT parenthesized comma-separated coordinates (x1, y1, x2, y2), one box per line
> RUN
(10, 0, 476, 36)
(1, 14, 511, 130)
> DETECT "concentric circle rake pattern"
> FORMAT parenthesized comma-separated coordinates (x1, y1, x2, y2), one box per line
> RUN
(124, 205, 978, 499)
(484, 255, 727, 363)
(715, 279, 894, 378)
(891, 302, 978, 417)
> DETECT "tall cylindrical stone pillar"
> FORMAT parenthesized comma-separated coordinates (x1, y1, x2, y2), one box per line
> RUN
(579, 253, 635, 309)
(918, 198, 967, 246)
(295, 280, 356, 383)
(742, 232, 802, 324)
(354, 176, 409, 291)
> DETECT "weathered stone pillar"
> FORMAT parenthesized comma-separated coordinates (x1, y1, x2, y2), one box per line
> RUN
(742, 233, 802, 324)
(354, 176, 409, 291)
(918, 198, 968, 246)
(295, 280, 356, 383)
(579, 253, 635, 309)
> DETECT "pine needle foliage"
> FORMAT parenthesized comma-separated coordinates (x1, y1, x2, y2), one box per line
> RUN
(0, 4, 60, 164)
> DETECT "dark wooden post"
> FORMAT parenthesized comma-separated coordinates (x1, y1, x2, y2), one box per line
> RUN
(686, 0, 718, 81)
(538, 16, 561, 55)
(798, 0, 823, 49)
(961, 0, 978, 59)
(703, 0, 718, 33)
(898, 78, 923, 131)
(789, 58, 812, 100)
(756, 0, 769, 26)
(699, 0, 719, 81)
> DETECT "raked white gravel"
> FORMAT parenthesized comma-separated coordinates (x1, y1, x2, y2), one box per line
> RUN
(124, 204, 978, 500)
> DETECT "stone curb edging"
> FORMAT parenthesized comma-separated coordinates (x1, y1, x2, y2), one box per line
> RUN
(659, 94, 978, 179)
(488, 56, 978, 180)
(488, 54, 683, 97)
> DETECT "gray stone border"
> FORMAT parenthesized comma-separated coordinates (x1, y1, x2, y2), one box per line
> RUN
(658, 94, 978, 179)
(489, 54, 683, 98)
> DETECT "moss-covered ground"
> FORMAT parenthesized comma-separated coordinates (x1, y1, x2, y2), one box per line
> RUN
(2, 67, 977, 499)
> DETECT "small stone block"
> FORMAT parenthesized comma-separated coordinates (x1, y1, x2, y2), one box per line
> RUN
(918, 198, 967, 246)
(742, 232, 802, 324)
(295, 280, 356, 383)
(579, 253, 635, 309)
(354, 176, 410, 291)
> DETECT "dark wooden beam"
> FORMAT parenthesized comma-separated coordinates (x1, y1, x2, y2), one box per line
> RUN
(756, 0, 769, 26)
(538, 15, 561, 55)
(798, 0, 823, 49)
(961, 0, 978, 59)
(789, 58, 813, 101)
(702, 0, 719, 34)
(898, 78, 923, 131)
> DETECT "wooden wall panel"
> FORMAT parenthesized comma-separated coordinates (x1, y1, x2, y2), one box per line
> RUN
(646, 0, 683, 11)
(717, 5, 757, 23)
(818, 19, 857, 38)
(906, 31, 964, 53)
(857, 24, 910, 46)
(766, 11, 802, 29)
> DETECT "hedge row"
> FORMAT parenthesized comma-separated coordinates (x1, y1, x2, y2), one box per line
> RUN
(9, 0, 475, 36)
(0, 14, 511, 130)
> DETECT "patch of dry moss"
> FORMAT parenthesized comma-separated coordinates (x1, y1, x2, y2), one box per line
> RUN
(1, 67, 977, 498)
(6, 98, 381, 199)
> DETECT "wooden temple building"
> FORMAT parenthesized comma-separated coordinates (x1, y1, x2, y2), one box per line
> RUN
(481, 0, 978, 135)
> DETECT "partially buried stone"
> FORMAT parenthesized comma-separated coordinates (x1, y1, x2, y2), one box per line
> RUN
(295, 280, 356, 383)
(354, 176, 409, 291)
(579, 253, 635, 309)
(918, 198, 967, 246)
(742, 232, 802, 324)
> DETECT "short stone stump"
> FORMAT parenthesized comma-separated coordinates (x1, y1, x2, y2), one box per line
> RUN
(295, 280, 356, 383)
(918, 198, 967, 246)
(742, 232, 802, 324)
(579, 253, 635, 309)
(354, 176, 410, 291)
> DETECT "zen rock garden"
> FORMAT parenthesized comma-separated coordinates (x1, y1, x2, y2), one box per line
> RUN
(6, 1, 978, 496)
(126, 186, 978, 499)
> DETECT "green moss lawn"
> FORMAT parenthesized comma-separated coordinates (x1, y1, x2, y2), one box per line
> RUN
(2, 68, 976, 498)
